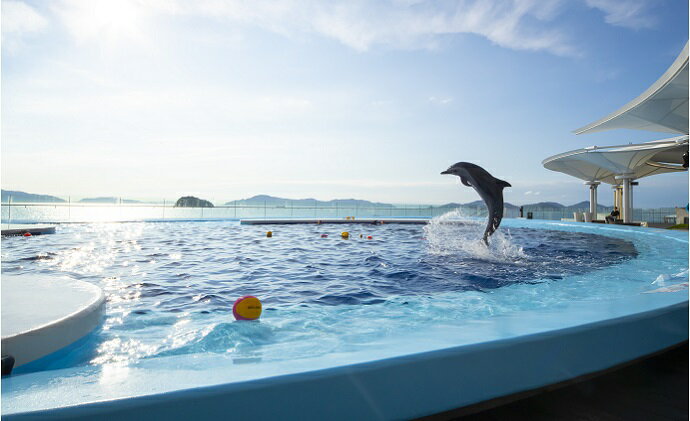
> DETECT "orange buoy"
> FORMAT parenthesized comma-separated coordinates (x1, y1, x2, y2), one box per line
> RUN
(367, 236, 373, 240)
(23, 232, 32, 237)
(233, 296, 262, 320)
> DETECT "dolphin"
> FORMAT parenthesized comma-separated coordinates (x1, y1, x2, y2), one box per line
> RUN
(441, 162, 511, 245)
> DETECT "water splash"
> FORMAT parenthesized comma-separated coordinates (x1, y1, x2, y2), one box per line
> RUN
(423, 209, 525, 262)
(652, 268, 689, 286)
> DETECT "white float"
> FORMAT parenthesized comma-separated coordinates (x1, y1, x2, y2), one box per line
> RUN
(1, 275, 105, 368)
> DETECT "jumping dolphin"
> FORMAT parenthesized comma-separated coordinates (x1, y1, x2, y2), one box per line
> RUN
(441, 162, 511, 245)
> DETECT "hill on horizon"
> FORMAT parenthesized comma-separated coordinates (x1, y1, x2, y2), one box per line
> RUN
(1, 189, 65, 203)
(79, 197, 141, 204)
(0, 189, 618, 210)
(226, 194, 394, 208)
(459, 200, 519, 209)
(522, 201, 613, 210)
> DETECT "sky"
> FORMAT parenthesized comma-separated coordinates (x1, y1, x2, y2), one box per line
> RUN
(2, 0, 688, 207)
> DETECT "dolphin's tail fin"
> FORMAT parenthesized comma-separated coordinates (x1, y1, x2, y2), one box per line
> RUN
(496, 179, 511, 189)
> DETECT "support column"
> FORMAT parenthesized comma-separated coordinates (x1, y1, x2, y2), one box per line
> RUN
(585, 181, 600, 218)
(616, 175, 634, 223)
(612, 185, 623, 212)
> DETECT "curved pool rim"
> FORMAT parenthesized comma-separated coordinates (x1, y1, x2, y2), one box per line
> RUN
(2, 219, 688, 420)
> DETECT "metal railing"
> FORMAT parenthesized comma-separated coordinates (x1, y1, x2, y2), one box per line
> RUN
(0, 198, 682, 225)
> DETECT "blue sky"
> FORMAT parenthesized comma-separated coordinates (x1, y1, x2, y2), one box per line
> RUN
(2, 0, 688, 207)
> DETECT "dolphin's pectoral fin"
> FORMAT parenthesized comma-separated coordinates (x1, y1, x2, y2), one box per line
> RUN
(460, 176, 472, 187)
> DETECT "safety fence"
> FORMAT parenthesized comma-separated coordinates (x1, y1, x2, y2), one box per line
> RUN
(0, 201, 681, 225)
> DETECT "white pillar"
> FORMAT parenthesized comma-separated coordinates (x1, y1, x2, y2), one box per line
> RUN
(585, 181, 599, 217)
(616, 175, 634, 223)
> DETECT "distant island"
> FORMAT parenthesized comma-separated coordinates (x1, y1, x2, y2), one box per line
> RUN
(226, 194, 394, 208)
(79, 197, 141, 204)
(1, 189, 65, 203)
(175, 196, 214, 207)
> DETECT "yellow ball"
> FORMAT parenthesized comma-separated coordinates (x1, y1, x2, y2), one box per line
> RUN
(341, 231, 349, 239)
(266, 231, 272, 237)
(233, 296, 262, 320)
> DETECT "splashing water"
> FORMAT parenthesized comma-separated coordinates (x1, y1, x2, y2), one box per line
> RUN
(424, 209, 526, 262)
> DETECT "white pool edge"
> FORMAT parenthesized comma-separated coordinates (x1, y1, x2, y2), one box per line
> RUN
(4, 298, 686, 420)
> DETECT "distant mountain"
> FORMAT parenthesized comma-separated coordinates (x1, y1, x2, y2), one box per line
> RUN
(175, 196, 214, 208)
(79, 197, 141, 204)
(567, 201, 612, 211)
(226, 195, 394, 208)
(519, 201, 613, 211)
(522, 201, 565, 209)
(461, 200, 519, 209)
(1, 189, 65, 203)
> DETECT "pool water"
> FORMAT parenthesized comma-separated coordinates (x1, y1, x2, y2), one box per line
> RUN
(0, 216, 686, 374)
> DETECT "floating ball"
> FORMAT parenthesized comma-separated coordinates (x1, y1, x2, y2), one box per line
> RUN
(23, 232, 32, 237)
(341, 232, 349, 239)
(367, 236, 373, 240)
(233, 296, 262, 321)
(266, 231, 272, 238)
(321, 234, 328, 238)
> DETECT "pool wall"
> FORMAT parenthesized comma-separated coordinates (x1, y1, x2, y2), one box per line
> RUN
(5, 296, 686, 420)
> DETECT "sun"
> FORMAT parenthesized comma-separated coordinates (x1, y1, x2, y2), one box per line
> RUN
(59, 0, 147, 46)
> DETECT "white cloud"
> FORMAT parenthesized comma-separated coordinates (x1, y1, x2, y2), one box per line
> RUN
(584, 0, 656, 29)
(45, 0, 578, 56)
(7, 0, 660, 57)
(428, 96, 453, 105)
(2, 0, 47, 34)
(2, 0, 48, 52)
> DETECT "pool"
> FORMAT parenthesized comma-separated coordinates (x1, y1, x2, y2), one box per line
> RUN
(1, 215, 688, 419)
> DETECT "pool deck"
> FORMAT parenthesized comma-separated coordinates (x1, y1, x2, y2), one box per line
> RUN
(1, 224, 56, 236)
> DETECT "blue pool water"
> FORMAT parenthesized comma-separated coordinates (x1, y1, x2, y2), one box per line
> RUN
(1, 214, 685, 376)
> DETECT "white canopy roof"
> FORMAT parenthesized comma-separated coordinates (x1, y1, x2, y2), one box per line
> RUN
(574, 42, 689, 135)
(542, 136, 688, 185)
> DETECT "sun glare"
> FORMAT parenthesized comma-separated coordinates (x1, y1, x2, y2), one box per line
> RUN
(60, 0, 146, 45)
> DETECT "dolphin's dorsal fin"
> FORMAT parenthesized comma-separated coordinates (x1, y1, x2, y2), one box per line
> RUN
(460, 176, 472, 187)
(495, 179, 511, 189)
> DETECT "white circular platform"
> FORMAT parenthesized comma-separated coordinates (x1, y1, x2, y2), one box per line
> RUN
(1, 275, 105, 368)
